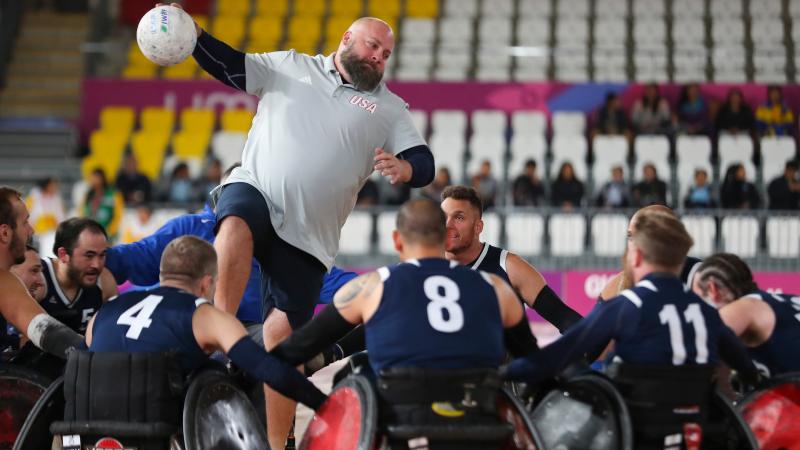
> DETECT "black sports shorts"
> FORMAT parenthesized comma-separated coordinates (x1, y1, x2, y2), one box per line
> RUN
(215, 182, 325, 329)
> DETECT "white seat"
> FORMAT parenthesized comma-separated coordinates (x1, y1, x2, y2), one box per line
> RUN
(443, 0, 478, 17)
(634, 19, 666, 45)
(481, 212, 502, 247)
(677, 161, 714, 204)
(721, 216, 760, 258)
(549, 214, 586, 256)
(211, 131, 247, 173)
(475, 66, 511, 81)
(518, 0, 552, 18)
(718, 134, 755, 178)
(476, 48, 512, 69)
(439, 18, 474, 45)
(430, 132, 466, 181)
(398, 44, 435, 68)
(671, 18, 705, 45)
(431, 110, 468, 135)
(767, 217, 800, 258)
(710, 0, 742, 18)
(339, 211, 372, 254)
(409, 109, 428, 137)
(591, 213, 628, 256)
(516, 17, 551, 46)
(468, 134, 506, 179)
(478, 17, 513, 44)
(594, 18, 627, 46)
(632, 0, 664, 18)
(751, 19, 784, 46)
(433, 67, 470, 81)
(633, 135, 671, 182)
(551, 111, 586, 137)
(551, 135, 589, 181)
(506, 213, 544, 255)
(712, 18, 745, 44)
(761, 136, 797, 182)
(472, 110, 507, 135)
(513, 64, 549, 81)
(594, 0, 627, 18)
(556, 18, 589, 46)
(401, 18, 436, 45)
(511, 111, 547, 136)
(673, 0, 705, 18)
(481, 0, 514, 17)
(436, 44, 471, 68)
(162, 155, 203, 179)
(749, 0, 782, 19)
(556, 0, 590, 18)
(394, 66, 431, 81)
(509, 134, 547, 176)
(377, 211, 398, 255)
(676, 135, 712, 167)
(592, 135, 629, 186)
(682, 215, 717, 257)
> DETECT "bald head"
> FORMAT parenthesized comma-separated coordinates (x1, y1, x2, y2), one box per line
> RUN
(397, 198, 447, 247)
(349, 17, 393, 38)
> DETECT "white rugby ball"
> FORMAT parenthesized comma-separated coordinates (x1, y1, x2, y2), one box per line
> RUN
(136, 5, 197, 66)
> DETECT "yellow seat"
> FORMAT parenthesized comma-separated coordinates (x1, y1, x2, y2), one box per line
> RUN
(326, 15, 356, 43)
(122, 63, 158, 79)
(293, 0, 326, 16)
(288, 15, 322, 43)
(217, 0, 251, 16)
(322, 40, 339, 55)
(172, 130, 211, 159)
(84, 129, 128, 180)
(249, 15, 285, 44)
(246, 41, 281, 53)
(330, 0, 362, 16)
(140, 106, 175, 134)
(211, 15, 246, 47)
(130, 131, 170, 181)
(284, 39, 319, 55)
(368, 0, 401, 18)
(99, 106, 135, 136)
(255, 0, 289, 17)
(127, 43, 151, 66)
(405, 0, 439, 17)
(162, 58, 198, 79)
(179, 108, 215, 133)
(192, 15, 208, 31)
(221, 109, 254, 132)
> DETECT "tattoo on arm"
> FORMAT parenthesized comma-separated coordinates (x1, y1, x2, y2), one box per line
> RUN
(334, 272, 379, 310)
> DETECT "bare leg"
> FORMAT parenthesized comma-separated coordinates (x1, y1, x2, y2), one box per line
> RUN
(263, 308, 299, 450)
(213, 216, 253, 316)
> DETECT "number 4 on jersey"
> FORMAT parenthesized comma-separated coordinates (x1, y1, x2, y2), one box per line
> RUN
(116, 295, 164, 339)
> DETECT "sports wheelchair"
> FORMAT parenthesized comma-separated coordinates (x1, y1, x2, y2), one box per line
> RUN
(736, 371, 800, 450)
(12, 350, 268, 450)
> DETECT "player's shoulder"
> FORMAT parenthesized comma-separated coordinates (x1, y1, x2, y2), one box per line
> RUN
(376, 84, 410, 110)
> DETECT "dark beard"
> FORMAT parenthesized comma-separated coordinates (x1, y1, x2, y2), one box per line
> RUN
(66, 263, 99, 288)
(10, 231, 25, 265)
(340, 46, 382, 92)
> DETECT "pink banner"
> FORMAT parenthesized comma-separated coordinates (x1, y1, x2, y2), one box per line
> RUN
(753, 272, 800, 296)
(561, 271, 619, 316)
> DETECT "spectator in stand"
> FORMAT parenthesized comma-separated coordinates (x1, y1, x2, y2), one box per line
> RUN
(630, 83, 673, 135)
(421, 167, 452, 202)
(25, 177, 65, 235)
(715, 88, 755, 137)
(380, 178, 411, 206)
(551, 161, 584, 210)
(120, 204, 160, 244)
(720, 163, 760, 209)
(592, 92, 631, 142)
(596, 165, 630, 208)
(195, 158, 222, 202)
(471, 159, 498, 209)
(162, 162, 196, 204)
(115, 153, 152, 205)
(512, 159, 545, 206)
(684, 168, 715, 209)
(676, 83, 709, 135)
(632, 163, 668, 207)
(756, 85, 795, 137)
(767, 160, 800, 210)
(356, 177, 379, 206)
(82, 167, 124, 240)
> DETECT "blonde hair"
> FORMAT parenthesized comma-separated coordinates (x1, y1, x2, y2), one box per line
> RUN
(160, 236, 217, 282)
(630, 209, 693, 269)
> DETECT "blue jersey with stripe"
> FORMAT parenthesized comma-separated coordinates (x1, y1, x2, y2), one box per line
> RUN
(40, 258, 103, 334)
(365, 258, 505, 374)
(467, 244, 511, 285)
(89, 286, 208, 373)
(745, 290, 800, 376)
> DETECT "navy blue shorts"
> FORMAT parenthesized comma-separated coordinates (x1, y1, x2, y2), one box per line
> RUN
(215, 182, 325, 329)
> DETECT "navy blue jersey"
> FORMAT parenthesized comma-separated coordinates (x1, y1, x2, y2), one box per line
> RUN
(744, 290, 800, 376)
(89, 286, 208, 373)
(40, 258, 103, 334)
(365, 258, 505, 373)
(466, 244, 511, 285)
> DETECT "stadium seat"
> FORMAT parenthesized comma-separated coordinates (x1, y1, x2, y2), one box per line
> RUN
(633, 19, 666, 46)
(505, 213, 544, 256)
(479, 17, 513, 45)
(287, 15, 322, 48)
(409, 110, 428, 136)
(444, 0, 478, 17)
(513, 61, 549, 82)
(140, 107, 175, 134)
(591, 213, 628, 256)
(472, 110, 507, 135)
(551, 135, 588, 181)
(593, 18, 626, 47)
(468, 134, 506, 180)
(162, 58, 198, 79)
(367, 0, 401, 19)
(632, 0, 664, 17)
(556, 18, 589, 46)
(339, 211, 373, 254)
(99, 106, 136, 136)
(401, 18, 436, 45)
(162, 155, 204, 179)
(326, 15, 358, 44)
(377, 210, 398, 254)
(551, 111, 586, 137)
(432, 110, 468, 135)
(518, 0, 552, 17)
(676, 135, 712, 167)
(211, 131, 247, 171)
(439, 18, 475, 46)
(394, 65, 431, 81)
(511, 111, 547, 137)
(172, 130, 211, 159)
(430, 133, 466, 181)
(549, 214, 586, 256)
(556, 0, 589, 18)
(217, 0, 251, 16)
(516, 17, 551, 47)
(594, 0, 627, 18)
(710, 0, 742, 18)
(210, 15, 246, 47)
(122, 64, 158, 79)
(249, 16, 284, 46)
(718, 134, 755, 180)
(761, 136, 797, 183)
(721, 216, 760, 258)
(482, 212, 502, 247)
(672, 0, 704, 18)
(179, 108, 215, 133)
(682, 215, 717, 257)
(293, 0, 326, 15)
(220, 108, 254, 132)
(766, 217, 800, 258)
(126, 43, 151, 67)
(405, 0, 439, 18)
(481, 0, 514, 17)
(84, 129, 128, 181)
(329, 0, 362, 16)
(592, 135, 628, 187)
(633, 135, 671, 184)
(130, 131, 170, 180)
(509, 134, 546, 178)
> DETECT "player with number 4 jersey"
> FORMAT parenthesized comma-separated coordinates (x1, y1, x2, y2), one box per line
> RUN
(504, 208, 759, 386)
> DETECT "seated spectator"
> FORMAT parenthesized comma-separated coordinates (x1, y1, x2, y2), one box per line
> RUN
(551, 162, 584, 210)
(120, 204, 160, 243)
(511, 159, 545, 206)
(380, 178, 411, 205)
(715, 88, 755, 136)
(595, 165, 630, 208)
(421, 167, 452, 201)
(592, 92, 631, 141)
(720, 163, 760, 209)
(471, 159, 498, 208)
(161, 162, 197, 204)
(25, 177, 65, 235)
(195, 158, 222, 202)
(115, 153, 152, 205)
(676, 83, 709, 135)
(756, 85, 795, 137)
(356, 177, 379, 206)
(82, 167, 124, 240)
(684, 168, 715, 209)
(632, 163, 668, 206)
(767, 160, 800, 210)
(631, 83, 673, 135)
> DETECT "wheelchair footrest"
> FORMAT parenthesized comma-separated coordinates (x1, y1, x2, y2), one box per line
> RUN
(386, 424, 512, 441)
(50, 420, 178, 438)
